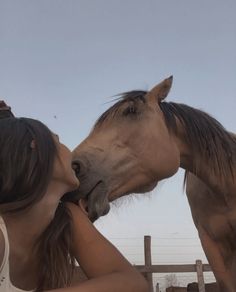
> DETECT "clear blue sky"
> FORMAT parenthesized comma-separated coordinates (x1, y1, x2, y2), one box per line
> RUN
(1, 0, 235, 288)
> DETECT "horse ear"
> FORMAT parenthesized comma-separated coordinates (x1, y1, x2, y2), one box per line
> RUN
(0, 100, 14, 118)
(147, 76, 173, 103)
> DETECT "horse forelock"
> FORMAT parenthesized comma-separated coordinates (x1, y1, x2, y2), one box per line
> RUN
(94, 90, 147, 128)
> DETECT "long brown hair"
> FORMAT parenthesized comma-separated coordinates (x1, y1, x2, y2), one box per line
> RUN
(0, 117, 76, 290)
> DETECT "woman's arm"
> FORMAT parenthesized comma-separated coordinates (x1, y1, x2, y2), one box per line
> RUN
(55, 202, 148, 292)
(46, 272, 147, 292)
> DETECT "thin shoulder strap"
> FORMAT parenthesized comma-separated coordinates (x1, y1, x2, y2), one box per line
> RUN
(0, 216, 9, 272)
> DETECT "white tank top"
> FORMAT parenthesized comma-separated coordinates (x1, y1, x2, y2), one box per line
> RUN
(0, 216, 34, 292)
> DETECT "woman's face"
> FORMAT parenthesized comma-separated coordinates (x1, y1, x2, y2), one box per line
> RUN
(52, 134, 80, 191)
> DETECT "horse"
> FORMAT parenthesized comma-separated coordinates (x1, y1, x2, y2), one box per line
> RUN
(73, 77, 236, 291)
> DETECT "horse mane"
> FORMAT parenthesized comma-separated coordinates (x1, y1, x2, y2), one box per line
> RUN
(95, 91, 235, 178)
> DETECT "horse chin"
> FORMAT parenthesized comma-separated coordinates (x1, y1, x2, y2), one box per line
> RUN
(86, 181, 110, 222)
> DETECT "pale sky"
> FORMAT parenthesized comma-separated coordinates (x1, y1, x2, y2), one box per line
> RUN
(1, 0, 235, 288)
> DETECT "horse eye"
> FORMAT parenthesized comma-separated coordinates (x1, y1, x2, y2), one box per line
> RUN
(122, 105, 137, 116)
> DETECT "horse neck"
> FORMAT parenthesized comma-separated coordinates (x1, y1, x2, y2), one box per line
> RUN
(158, 101, 236, 195)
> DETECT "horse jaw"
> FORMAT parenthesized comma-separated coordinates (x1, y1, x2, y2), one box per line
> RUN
(88, 187, 110, 222)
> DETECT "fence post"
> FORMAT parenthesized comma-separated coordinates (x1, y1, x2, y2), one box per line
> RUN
(196, 259, 205, 292)
(144, 235, 154, 292)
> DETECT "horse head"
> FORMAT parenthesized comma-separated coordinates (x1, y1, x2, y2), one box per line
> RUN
(73, 77, 180, 221)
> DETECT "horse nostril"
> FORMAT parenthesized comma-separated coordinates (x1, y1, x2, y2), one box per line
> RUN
(72, 160, 81, 176)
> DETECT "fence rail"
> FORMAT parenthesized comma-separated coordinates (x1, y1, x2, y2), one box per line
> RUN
(136, 263, 211, 273)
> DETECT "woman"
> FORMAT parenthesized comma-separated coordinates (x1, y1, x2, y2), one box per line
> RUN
(0, 117, 148, 292)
